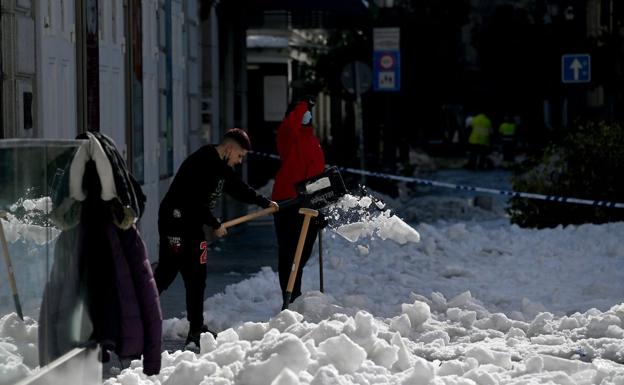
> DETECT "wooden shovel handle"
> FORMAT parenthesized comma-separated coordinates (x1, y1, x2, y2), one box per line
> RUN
(222, 205, 278, 229)
(283, 208, 319, 310)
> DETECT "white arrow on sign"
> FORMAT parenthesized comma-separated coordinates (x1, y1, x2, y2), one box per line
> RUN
(570, 58, 583, 80)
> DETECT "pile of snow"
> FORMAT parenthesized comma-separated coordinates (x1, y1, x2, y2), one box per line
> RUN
(0, 313, 38, 385)
(106, 300, 624, 385)
(5, 189, 624, 384)
(177, 218, 624, 335)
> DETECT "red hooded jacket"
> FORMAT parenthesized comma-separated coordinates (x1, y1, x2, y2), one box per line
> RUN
(272, 101, 326, 201)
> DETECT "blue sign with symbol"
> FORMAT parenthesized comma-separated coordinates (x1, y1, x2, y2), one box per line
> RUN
(562, 54, 591, 83)
(373, 51, 401, 91)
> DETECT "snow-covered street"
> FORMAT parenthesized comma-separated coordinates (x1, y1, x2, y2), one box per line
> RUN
(3, 182, 624, 385)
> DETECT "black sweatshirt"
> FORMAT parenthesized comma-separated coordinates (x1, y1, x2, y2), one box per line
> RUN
(159, 145, 270, 238)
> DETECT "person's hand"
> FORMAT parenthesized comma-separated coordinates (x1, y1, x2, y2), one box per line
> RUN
(214, 225, 228, 238)
(268, 201, 279, 211)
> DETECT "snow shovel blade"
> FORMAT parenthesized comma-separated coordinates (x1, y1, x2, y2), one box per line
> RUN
(294, 167, 348, 210)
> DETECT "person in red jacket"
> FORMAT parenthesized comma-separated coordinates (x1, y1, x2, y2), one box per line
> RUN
(272, 97, 326, 307)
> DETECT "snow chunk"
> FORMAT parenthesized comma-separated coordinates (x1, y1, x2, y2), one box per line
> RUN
(527, 312, 554, 337)
(369, 339, 399, 369)
(270, 368, 300, 385)
(464, 347, 512, 369)
(438, 360, 470, 377)
(558, 316, 581, 331)
(163, 360, 218, 385)
(318, 334, 367, 374)
(391, 333, 413, 371)
(399, 356, 436, 385)
(200, 331, 217, 354)
(377, 215, 420, 245)
(474, 313, 512, 333)
(530, 335, 566, 346)
(0, 342, 31, 385)
(203, 341, 250, 366)
(522, 355, 544, 374)
(460, 311, 477, 329)
(448, 291, 473, 308)
(335, 222, 368, 243)
(236, 322, 269, 342)
(447, 308, 462, 323)
(343, 311, 377, 352)
(401, 301, 430, 329)
(269, 310, 304, 333)
(463, 368, 498, 385)
(238, 333, 311, 385)
(587, 315, 621, 338)
(390, 314, 412, 337)
(541, 354, 593, 375)
(358, 196, 373, 208)
(310, 365, 345, 385)
(302, 319, 344, 346)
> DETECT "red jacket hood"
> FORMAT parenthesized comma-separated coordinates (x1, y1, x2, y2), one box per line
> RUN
(272, 101, 325, 201)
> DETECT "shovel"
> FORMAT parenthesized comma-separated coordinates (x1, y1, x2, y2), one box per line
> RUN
(0, 211, 24, 320)
(282, 208, 319, 310)
(207, 167, 348, 240)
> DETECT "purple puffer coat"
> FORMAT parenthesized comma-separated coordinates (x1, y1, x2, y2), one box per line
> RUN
(106, 224, 162, 375)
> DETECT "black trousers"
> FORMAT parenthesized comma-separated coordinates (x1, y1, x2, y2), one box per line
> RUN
(501, 137, 516, 162)
(274, 208, 319, 304)
(467, 144, 491, 170)
(153, 234, 207, 332)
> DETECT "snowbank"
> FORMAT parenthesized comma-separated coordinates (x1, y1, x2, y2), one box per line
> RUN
(105, 298, 624, 385)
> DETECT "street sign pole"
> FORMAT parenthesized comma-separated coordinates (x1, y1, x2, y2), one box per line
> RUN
(561, 54, 591, 129)
(373, 28, 401, 92)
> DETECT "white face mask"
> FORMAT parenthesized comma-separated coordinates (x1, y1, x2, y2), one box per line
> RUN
(302, 111, 312, 125)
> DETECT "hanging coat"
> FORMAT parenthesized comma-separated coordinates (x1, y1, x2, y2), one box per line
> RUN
(41, 134, 162, 375)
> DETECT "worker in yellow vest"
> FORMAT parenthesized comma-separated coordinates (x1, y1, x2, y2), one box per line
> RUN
(466, 113, 492, 170)
(499, 116, 517, 165)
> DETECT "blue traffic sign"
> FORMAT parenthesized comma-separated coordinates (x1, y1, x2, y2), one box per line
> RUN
(562, 54, 591, 83)
(373, 51, 401, 92)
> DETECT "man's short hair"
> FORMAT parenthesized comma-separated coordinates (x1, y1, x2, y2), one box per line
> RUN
(222, 128, 251, 151)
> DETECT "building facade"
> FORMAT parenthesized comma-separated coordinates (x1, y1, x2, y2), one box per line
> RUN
(1, 0, 204, 260)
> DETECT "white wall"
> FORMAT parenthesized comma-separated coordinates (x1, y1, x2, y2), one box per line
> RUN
(140, 0, 162, 261)
(36, 0, 77, 140)
(29, 0, 201, 261)
(171, 0, 187, 170)
(98, 0, 126, 156)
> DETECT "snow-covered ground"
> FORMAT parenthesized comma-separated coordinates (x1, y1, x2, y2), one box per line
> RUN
(3, 185, 624, 384)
